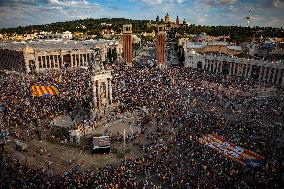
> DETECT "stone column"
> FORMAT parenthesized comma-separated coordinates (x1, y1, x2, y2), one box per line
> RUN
(262, 67, 268, 81)
(109, 79, 113, 104)
(248, 65, 252, 78)
(81, 54, 84, 66)
(267, 67, 272, 82)
(44, 56, 47, 69)
(105, 80, 109, 105)
(229, 62, 232, 75)
(54, 55, 58, 68)
(276, 69, 282, 84)
(57, 55, 59, 68)
(79, 54, 81, 66)
(272, 68, 277, 84)
(258, 66, 263, 81)
(61, 54, 64, 68)
(281, 71, 284, 87)
(77, 54, 79, 67)
(97, 81, 101, 111)
(220, 62, 223, 73)
(87, 54, 90, 66)
(244, 64, 249, 77)
(35, 56, 39, 72)
(70, 54, 73, 68)
(215, 61, 218, 74)
(93, 81, 97, 111)
(232, 63, 235, 75)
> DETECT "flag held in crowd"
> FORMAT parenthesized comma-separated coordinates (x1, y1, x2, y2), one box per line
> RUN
(32, 85, 59, 97)
(199, 134, 265, 167)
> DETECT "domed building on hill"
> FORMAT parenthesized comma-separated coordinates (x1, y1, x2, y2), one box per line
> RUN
(150, 13, 189, 31)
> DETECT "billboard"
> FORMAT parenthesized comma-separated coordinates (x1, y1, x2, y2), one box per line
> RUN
(92, 136, 111, 154)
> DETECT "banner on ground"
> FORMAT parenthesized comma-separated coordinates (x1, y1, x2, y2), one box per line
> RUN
(199, 134, 265, 167)
(32, 85, 59, 97)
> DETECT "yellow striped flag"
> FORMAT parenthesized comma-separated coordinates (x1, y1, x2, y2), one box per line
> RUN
(32, 85, 59, 97)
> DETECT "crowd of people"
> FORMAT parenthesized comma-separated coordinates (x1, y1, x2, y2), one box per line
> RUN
(0, 63, 283, 188)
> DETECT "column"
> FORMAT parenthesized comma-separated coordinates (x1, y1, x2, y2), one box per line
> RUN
(54, 55, 58, 68)
(109, 79, 112, 104)
(281, 71, 284, 87)
(105, 80, 109, 105)
(93, 80, 97, 111)
(97, 82, 101, 111)
(262, 67, 267, 81)
(79, 54, 81, 66)
(248, 65, 252, 78)
(48, 55, 53, 68)
(87, 54, 90, 66)
(44, 56, 47, 69)
(272, 68, 277, 84)
(61, 54, 64, 68)
(244, 64, 249, 77)
(35, 56, 39, 72)
(58, 55, 60, 68)
(258, 67, 263, 81)
(231, 63, 235, 75)
(220, 62, 223, 74)
(83, 54, 86, 66)
(276, 69, 282, 84)
(267, 67, 272, 82)
(71, 54, 73, 68)
(76, 54, 78, 67)
(229, 62, 232, 75)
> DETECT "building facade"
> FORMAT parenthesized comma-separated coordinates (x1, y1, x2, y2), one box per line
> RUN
(123, 24, 133, 65)
(184, 52, 284, 87)
(0, 39, 122, 73)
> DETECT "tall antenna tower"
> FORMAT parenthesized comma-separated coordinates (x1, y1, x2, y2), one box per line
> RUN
(246, 10, 251, 27)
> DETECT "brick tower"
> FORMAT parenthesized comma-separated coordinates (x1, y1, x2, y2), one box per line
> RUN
(157, 24, 166, 69)
(123, 24, 132, 65)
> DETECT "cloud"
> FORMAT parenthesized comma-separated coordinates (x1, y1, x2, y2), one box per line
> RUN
(202, 0, 238, 6)
(48, 0, 99, 8)
(273, 0, 284, 8)
(0, 0, 102, 28)
(132, 0, 185, 5)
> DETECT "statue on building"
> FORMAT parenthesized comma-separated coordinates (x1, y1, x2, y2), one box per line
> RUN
(176, 16, 180, 25)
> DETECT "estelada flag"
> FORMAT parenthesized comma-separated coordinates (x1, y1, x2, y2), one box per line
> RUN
(199, 134, 265, 167)
(32, 85, 59, 97)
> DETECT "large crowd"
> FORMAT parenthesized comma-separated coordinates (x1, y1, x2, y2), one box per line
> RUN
(0, 63, 283, 188)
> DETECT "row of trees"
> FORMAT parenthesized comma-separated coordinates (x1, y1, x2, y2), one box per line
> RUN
(1, 18, 283, 40)
(0, 18, 151, 36)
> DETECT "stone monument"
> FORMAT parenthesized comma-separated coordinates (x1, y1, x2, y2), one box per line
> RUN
(91, 49, 113, 118)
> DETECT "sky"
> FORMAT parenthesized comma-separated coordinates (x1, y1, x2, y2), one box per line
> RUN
(0, 0, 284, 29)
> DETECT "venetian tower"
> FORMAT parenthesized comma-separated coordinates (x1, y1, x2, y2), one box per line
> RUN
(123, 24, 133, 66)
(157, 24, 166, 69)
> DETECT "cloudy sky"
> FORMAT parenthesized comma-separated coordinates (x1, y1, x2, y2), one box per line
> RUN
(0, 0, 284, 29)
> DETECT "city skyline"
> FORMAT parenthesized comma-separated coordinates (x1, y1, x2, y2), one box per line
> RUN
(0, 0, 284, 29)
